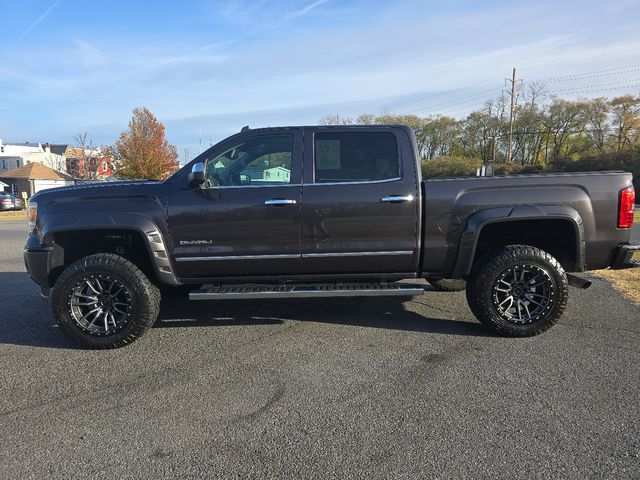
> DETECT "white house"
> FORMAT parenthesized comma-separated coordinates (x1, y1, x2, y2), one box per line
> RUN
(263, 166, 291, 182)
(0, 139, 68, 173)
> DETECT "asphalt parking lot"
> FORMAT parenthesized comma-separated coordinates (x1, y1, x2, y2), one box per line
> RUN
(1, 219, 639, 479)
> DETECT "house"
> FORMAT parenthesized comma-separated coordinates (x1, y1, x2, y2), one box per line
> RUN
(1, 156, 24, 172)
(244, 165, 291, 183)
(263, 166, 290, 182)
(67, 153, 113, 179)
(0, 163, 74, 197)
(0, 139, 67, 173)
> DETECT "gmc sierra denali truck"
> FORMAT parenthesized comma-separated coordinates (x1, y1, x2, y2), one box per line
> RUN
(24, 125, 638, 348)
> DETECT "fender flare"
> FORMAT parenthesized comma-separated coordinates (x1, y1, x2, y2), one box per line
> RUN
(451, 204, 585, 278)
(41, 212, 179, 286)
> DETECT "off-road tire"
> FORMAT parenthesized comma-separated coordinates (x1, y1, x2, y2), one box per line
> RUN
(427, 278, 467, 292)
(466, 245, 568, 337)
(51, 253, 160, 349)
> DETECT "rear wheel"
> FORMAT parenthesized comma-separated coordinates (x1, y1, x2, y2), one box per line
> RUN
(427, 278, 467, 292)
(52, 253, 160, 349)
(466, 245, 568, 336)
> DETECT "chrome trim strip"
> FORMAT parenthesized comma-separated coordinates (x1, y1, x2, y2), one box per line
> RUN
(381, 195, 414, 203)
(264, 199, 297, 205)
(302, 250, 413, 258)
(175, 250, 414, 262)
(205, 183, 303, 189)
(306, 177, 402, 186)
(175, 253, 300, 262)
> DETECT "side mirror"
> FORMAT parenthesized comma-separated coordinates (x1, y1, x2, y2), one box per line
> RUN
(188, 162, 205, 187)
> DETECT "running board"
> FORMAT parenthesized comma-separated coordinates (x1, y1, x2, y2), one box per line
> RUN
(189, 283, 426, 300)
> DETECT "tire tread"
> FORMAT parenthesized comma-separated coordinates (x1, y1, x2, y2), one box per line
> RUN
(51, 253, 160, 349)
(466, 244, 568, 337)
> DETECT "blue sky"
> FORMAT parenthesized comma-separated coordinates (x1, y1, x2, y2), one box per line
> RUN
(1, 0, 640, 160)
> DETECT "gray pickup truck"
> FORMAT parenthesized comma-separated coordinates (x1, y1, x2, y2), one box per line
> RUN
(24, 125, 638, 348)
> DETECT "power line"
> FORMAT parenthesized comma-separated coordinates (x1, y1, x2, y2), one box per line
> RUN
(548, 81, 640, 95)
(401, 63, 640, 116)
(545, 68, 640, 84)
(520, 46, 640, 72)
(396, 49, 640, 115)
(406, 87, 500, 115)
(541, 63, 640, 82)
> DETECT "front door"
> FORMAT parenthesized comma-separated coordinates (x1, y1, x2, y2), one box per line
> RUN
(168, 130, 303, 278)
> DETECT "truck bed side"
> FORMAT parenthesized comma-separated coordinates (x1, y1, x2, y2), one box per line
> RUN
(421, 171, 634, 277)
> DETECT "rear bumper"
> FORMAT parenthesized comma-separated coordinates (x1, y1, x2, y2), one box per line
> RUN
(612, 243, 640, 269)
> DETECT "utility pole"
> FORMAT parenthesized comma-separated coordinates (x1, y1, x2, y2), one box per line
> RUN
(504, 67, 522, 163)
(487, 136, 496, 176)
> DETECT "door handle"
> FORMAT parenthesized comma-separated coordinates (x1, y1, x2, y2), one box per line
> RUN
(381, 195, 414, 203)
(265, 198, 297, 206)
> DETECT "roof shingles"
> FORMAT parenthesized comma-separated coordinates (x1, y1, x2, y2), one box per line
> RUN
(0, 162, 73, 180)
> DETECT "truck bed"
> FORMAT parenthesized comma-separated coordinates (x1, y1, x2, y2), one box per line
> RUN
(421, 171, 634, 276)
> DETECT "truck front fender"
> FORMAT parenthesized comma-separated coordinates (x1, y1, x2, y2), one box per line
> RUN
(40, 212, 179, 286)
(451, 204, 585, 278)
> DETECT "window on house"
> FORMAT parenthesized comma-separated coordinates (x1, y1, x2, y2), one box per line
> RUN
(102, 162, 108, 172)
(314, 132, 399, 183)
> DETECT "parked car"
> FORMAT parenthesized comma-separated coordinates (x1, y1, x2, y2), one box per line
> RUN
(23, 125, 639, 349)
(0, 193, 23, 211)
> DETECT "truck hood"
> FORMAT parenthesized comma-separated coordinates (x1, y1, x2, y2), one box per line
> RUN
(30, 180, 166, 206)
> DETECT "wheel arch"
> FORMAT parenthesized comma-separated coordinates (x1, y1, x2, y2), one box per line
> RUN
(42, 213, 179, 287)
(452, 205, 585, 277)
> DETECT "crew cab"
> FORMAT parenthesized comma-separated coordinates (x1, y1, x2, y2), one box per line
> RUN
(24, 125, 638, 348)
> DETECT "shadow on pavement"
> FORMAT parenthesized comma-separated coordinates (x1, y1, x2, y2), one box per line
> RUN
(0, 272, 80, 350)
(0, 271, 491, 349)
(156, 295, 491, 337)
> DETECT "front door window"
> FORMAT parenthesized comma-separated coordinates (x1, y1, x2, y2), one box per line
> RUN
(205, 134, 294, 187)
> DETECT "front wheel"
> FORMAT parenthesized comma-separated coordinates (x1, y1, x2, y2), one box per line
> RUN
(51, 253, 161, 349)
(466, 245, 568, 336)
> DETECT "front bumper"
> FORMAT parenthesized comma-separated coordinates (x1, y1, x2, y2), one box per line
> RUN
(612, 243, 640, 269)
(23, 246, 52, 293)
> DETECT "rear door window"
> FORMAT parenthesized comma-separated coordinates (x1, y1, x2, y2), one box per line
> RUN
(314, 132, 399, 183)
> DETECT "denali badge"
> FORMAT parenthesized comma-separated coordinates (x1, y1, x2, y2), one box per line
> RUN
(179, 240, 214, 245)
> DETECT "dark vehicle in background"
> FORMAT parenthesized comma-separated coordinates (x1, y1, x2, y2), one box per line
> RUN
(23, 125, 639, 349)
(0, 193, 24, 211)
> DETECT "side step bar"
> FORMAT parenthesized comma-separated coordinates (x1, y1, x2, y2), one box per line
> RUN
(189, 283, 426, 300)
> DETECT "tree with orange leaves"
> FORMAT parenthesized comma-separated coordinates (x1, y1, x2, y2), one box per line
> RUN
(111, 107, 179, 180)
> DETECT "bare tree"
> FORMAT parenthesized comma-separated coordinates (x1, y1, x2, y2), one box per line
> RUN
(73, 132, 102, 180)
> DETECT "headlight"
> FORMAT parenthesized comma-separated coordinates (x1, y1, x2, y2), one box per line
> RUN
(28, 202, 37, 231)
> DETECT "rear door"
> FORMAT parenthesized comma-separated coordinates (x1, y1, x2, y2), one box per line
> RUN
(300, 127, 421, 275)
(167, 129, 303, 278)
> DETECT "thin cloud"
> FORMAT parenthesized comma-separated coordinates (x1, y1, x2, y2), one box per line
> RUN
(20, 0, 62, 39)
(268, 0, 330, 30)
(97, 0, 330, 86)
